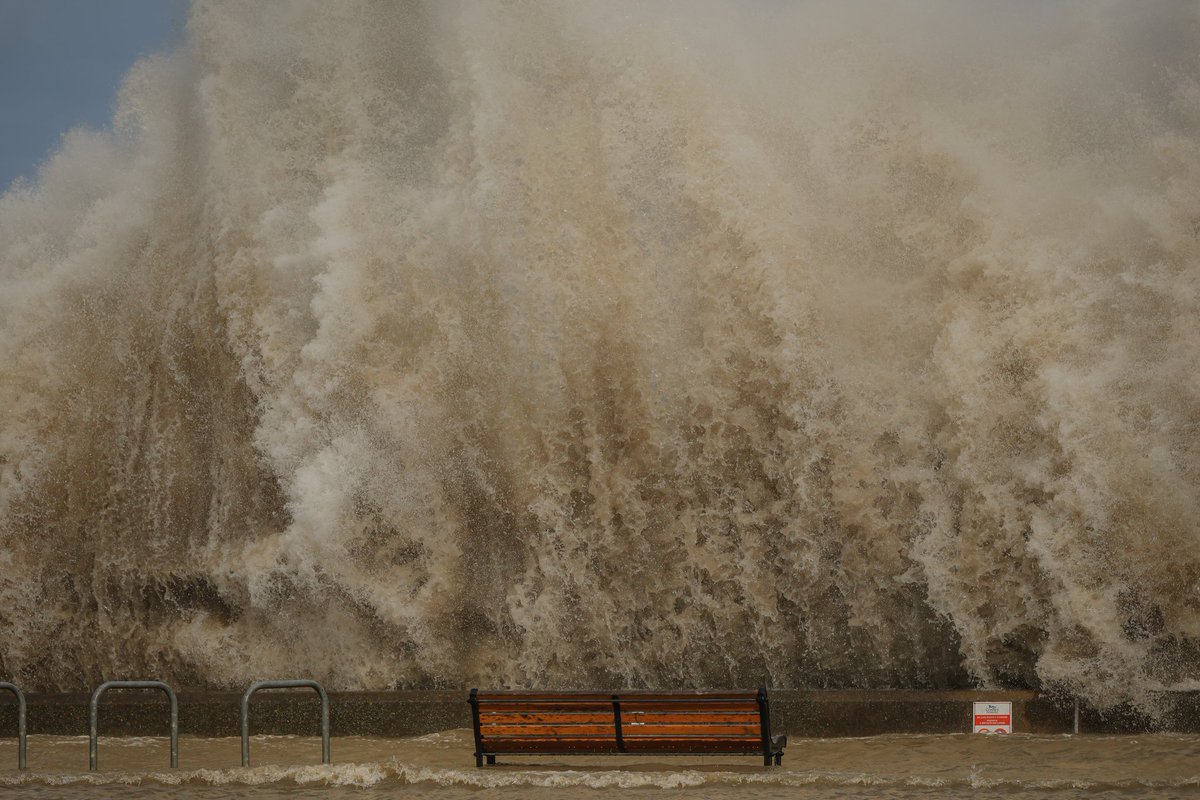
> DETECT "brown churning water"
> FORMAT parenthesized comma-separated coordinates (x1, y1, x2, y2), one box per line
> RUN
(2, 731, 1200, 799)
(0, 1, 1198, 709)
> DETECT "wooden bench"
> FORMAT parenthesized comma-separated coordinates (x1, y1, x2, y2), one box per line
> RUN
(467, 688, 787, 766)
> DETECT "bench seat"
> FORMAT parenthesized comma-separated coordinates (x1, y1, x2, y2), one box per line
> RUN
(468, 689, 786, 766)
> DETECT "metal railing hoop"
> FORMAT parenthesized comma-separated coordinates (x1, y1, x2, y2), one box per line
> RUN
(240, 679, 330, 767)
(0, 683, 26, 770)
(88, 680, 179, 771)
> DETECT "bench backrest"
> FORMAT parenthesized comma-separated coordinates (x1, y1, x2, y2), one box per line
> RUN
(469, 689, 771, 756)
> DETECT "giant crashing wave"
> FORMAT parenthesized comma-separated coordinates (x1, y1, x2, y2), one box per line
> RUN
(0, 0, 1198, 707)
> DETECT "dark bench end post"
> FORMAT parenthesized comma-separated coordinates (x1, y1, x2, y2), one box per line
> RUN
(468, 688, 484, 767)
(757, 687, 773, 767)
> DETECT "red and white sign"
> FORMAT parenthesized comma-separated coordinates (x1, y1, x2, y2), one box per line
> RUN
(972, 701, 1012, 734)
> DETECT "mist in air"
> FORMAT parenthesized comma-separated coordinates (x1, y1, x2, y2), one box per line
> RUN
(0, 1, 1198, 708)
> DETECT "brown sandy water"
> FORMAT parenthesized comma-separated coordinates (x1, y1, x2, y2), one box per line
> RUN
(0, 730, 1197, 799)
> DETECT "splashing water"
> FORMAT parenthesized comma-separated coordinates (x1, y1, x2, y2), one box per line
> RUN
(0, 0, 1198, 704)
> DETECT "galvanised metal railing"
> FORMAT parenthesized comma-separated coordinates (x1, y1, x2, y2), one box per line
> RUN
(240, 679, 330, 767)
(89, 681, 178, 771)
(0, 683, 25, 769)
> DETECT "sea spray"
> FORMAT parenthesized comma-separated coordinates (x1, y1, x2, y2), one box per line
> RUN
(0, 0, 1198, 705)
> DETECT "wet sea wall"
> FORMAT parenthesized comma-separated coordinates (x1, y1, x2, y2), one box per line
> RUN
(2, 690, 1200, 738)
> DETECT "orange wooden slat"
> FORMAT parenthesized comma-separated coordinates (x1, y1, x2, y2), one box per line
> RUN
(622, 739, 763, 753)
(480, 724, 618, 737)
(620, 724, 760, 736)
(482, 738, 761, 753)
(483, 739, 621, 752)
(613, 693, 758, 701)
(479, 712, 616, 726)
(475, 693, 612, 702)
(476, 702, 614, 713)
(620, 711, 759, 723)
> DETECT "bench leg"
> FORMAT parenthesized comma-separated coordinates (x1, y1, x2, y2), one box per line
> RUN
(475, 753, 483, 768)
(486, 755, 496, 765)
(764, 754, 772, 767)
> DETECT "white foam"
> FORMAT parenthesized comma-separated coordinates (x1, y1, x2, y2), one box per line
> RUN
(0, 0, 1197, 705)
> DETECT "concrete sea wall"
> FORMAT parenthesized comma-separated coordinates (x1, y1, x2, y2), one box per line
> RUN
(1, 690, 1197, 738)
